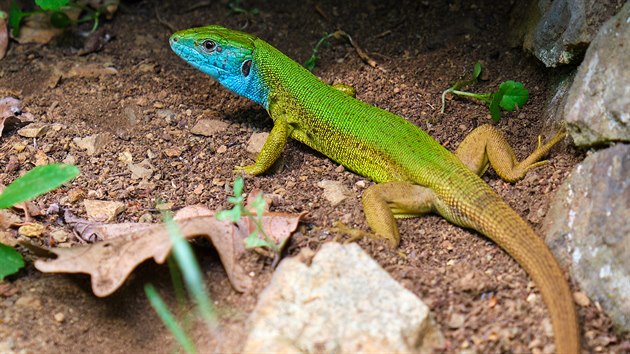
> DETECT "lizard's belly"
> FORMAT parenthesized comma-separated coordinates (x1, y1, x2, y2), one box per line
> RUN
(289, 125, 409, 183)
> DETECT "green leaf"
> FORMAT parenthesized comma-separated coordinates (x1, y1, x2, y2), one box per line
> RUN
(471, 61, 482, 81)
(8, 1, 27, 37)
(0, 164, 79, 209)
(251, 193, 265, 217)
(232, 176, 244, 197)
(498, 80, 529, 111)
(164, 214, 216, 325)
(35, 0, 69, 11)
(216, 206, 242, 223)
(0, 243, 25, 280)
(244, 231, 275, 249)
(145, 284, 197, 354)
(50, 10, 70, 28)
(489, 86, 506, 122)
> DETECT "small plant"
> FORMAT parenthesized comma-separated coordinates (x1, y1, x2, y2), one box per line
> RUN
(8, 0, 104, 36)
(216, 176, 280, 253)
(304, 31, 340, 71)
(145, 212, 217, 354)
(441, 61, 529, 122)
(0, 163, 79, 280)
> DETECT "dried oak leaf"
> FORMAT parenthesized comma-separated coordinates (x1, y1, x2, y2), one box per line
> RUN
(35, 205, 304, 297)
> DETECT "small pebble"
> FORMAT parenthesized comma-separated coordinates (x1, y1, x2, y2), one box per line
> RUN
(573, 291, 591, 307)
(54, 312, 65, 323)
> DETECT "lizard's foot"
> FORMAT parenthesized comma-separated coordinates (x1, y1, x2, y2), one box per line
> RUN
(456, 124, 566, 182)
(233, 164, 262, 175)
(331, 222, 387, 244)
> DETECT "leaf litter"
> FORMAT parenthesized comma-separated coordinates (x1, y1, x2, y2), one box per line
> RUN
(33, 199, 305, 297)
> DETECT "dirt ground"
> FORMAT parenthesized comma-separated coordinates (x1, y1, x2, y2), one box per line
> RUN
(1, 0, 628, 353)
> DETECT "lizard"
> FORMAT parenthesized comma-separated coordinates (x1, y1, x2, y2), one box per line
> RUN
(169, 25, 580, 353)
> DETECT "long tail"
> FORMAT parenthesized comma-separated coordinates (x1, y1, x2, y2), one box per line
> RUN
(436, 170, 580, 353)
(461, 187, 580, 353)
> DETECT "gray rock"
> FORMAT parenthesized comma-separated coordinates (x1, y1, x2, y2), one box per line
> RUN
(544, 144, 630, 331)
(526, 0, 623, 67)
(244, 242, 444, 353)
(564, 2, 630, 146)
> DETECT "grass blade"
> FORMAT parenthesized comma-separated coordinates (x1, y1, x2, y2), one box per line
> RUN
(164, 214, 217, 325)
(145, 284, 197, 354)
(0, 164, 79, 209)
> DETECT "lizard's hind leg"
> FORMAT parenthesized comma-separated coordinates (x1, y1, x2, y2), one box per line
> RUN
(362, 182, 436, 248)
(455, 124, 565, 182)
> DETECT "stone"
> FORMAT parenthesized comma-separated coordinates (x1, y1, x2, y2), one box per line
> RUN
(156, 109, 176, 123)
(244, 243, 444, 353)
(18, 223, 45, 237)
(128, 159, 154, 180)
(190, 119, 229, 136)
(316, 180, 351, 207)
(544, 144, 629, 331)
(245, 132, 268, 157)
(54, 312, 65, 323)
(84, 199, 125, 222)
(17, 122, 48, 138)
(15, 295, 42, 310)
(525, 0, 624, 67)
(73, 134, 109, 156)
(564, 2, 630, 146)
(50, 229, 70, 243)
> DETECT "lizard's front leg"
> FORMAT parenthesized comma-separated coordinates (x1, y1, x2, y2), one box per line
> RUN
(235, 108, 290, 175)
(455, 124, 565, 182)
(362, 182, 436, 248)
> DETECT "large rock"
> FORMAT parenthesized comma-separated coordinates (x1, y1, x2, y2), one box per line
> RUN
(564, 2, 630, 146)
(544, 144, 630, 331)
(528, 0, 623, 67)
(244, 242, 444, 353)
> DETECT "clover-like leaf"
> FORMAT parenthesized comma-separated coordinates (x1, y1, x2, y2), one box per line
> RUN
(35, 0, 70, 11)
(471, 61, 482, 81)
(498, 80, 529, 111)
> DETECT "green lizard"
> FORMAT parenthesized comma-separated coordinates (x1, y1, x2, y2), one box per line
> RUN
(170, 25, 580, 353)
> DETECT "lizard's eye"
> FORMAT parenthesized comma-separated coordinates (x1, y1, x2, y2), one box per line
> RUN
(202, 40, 216, 52)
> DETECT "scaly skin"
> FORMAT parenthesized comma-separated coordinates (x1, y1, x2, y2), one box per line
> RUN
(170, 26, 580, 353)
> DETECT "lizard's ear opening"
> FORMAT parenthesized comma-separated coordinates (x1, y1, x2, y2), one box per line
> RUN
(241, 59, 252, 77)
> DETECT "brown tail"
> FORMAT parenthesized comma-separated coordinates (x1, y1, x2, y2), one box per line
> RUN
(471, 194, 580, 353)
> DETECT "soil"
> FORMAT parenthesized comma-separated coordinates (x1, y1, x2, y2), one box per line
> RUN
(1, 0, 628, 353)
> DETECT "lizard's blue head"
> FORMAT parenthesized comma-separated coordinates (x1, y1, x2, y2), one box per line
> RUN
(169, 25, 269, 108)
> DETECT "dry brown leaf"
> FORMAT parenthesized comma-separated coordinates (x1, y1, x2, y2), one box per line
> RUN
(0, 12, 8, 60)
(1, 97, 21, 119)
(35, 205, 304, 297)
(0, 96, 33, 138)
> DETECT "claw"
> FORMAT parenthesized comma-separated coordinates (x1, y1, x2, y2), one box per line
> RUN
(331, 222, 399, 248)
(525, 159, 550, 172)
